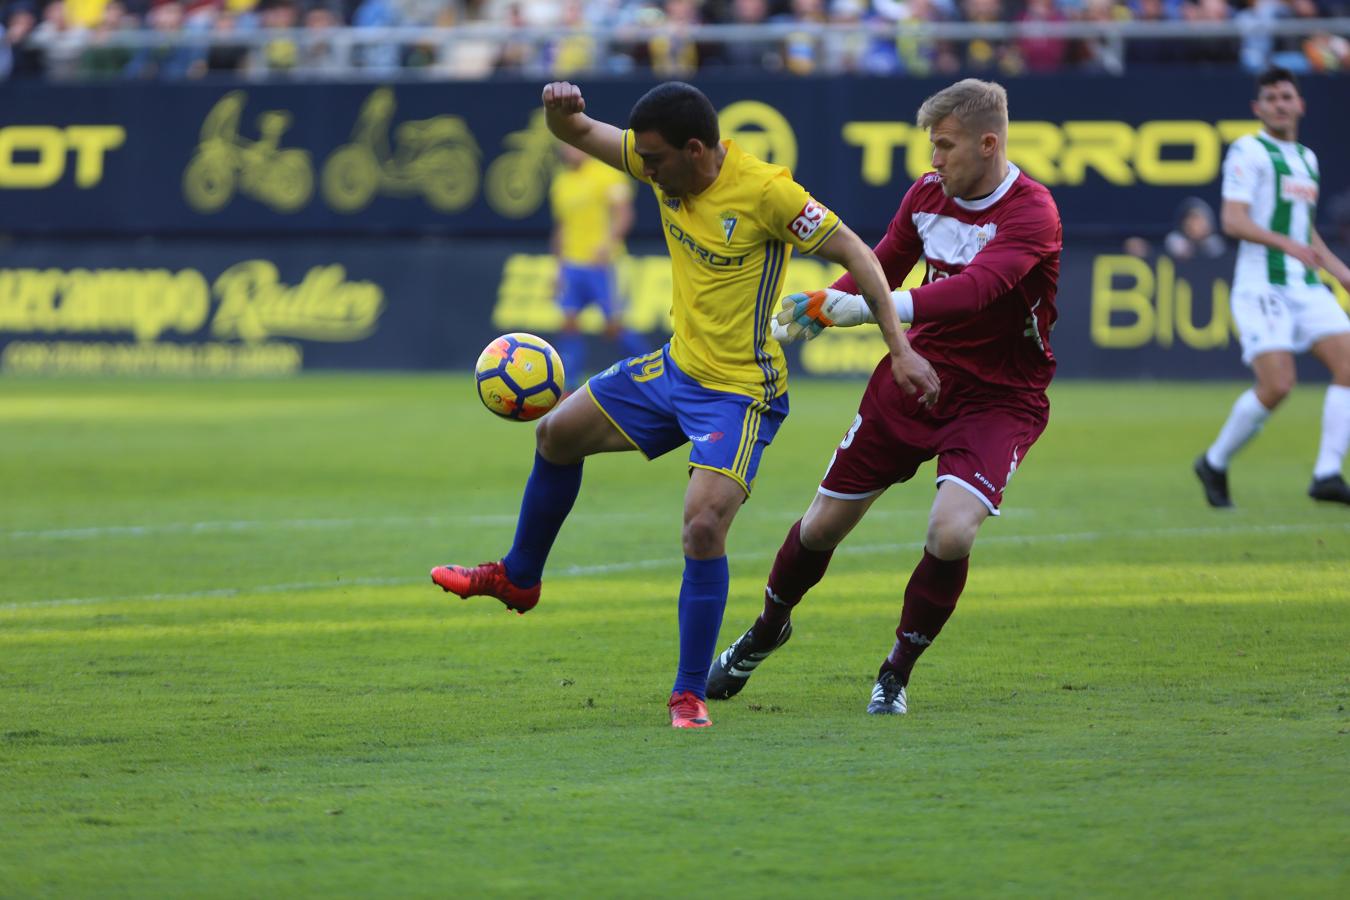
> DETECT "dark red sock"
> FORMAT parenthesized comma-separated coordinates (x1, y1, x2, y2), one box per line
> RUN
(755, 520, 833, 638)
(881, 550, 969, 684)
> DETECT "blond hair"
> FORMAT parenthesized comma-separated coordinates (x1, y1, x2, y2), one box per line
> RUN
(916, 79, 1008, 137)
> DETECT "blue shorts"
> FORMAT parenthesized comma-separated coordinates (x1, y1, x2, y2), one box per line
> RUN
(558, 263, 617, 317)
(586, 345, 790, 496)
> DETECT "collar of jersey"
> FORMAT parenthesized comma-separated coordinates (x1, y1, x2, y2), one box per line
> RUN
(952, 162, 1021, 212)
(1258, 130, 1299, 150)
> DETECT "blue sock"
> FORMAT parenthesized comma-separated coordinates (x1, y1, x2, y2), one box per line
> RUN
(557, 332, 585, 386)
(673, 556, 729, 699)
(501, 451, 583, 587)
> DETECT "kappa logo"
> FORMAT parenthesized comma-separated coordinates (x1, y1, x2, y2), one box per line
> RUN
(720, 211, 739, 244)
(664, 197, 682, 210)
(689, 431, 726, 443)
(973, 471, 997, 492)
(902, 631, 933, 647)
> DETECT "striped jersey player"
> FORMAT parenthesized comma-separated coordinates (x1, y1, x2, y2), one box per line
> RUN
(707, 78, 1063, 717)
(1194, 66, 1350, 509)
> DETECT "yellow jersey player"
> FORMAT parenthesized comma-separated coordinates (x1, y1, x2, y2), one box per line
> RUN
(549, 142, 647, 381)
(432, 81, 939, 729)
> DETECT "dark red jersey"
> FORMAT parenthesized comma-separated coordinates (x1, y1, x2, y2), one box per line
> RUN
(835, 165, 1062, 401)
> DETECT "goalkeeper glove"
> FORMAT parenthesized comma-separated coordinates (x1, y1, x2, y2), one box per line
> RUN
(770, 288, 915, 344)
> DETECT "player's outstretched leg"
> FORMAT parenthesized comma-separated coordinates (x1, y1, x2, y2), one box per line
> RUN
(432, 442, 584, 613)
(431, 561, 541, 614)
(707, 519, 833, 700)
(706, 619, 793, 701)
(870, 549, 969, 716)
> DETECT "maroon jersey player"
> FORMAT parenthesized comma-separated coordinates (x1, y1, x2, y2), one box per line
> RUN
(706, 79, 1063, 715)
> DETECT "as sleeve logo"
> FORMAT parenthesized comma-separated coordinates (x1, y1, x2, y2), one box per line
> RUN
(788, 200, 827, 240)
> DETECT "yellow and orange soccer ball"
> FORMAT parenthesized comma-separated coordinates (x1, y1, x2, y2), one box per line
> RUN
(474, 332, 566, 421)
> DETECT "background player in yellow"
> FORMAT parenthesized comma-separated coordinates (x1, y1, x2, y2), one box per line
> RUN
(433, 80, 939, 730)
(550, 142, 647, 382)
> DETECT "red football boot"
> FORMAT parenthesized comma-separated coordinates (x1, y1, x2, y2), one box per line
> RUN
(430, 561, 540, 614)
(668, 691, 712, 728)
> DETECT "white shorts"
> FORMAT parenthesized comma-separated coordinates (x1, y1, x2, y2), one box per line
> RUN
(1230, 282, 1350, 365)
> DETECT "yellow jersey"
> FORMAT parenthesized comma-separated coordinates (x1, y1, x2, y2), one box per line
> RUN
(550, 158, 633, 266)
(620, 134, 840, 402)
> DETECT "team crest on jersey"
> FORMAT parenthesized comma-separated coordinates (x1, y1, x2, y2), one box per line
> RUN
(975, 224, 997, 250)
(664, 197, 682, 210)
(719, 212, 739, 244)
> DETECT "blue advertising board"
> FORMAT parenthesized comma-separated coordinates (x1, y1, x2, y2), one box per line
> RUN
(3, 237, 1346, 380)
(2, 74, 1347, 238)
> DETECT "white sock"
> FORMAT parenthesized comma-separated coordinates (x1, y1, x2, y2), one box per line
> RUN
(1206, 389, 1272, 470)
(1313, 384, 1350, 479)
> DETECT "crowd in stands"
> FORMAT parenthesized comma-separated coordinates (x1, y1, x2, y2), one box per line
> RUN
(1, 0, 1347, 80)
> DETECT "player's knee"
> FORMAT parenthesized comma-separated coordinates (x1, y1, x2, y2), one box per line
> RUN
(682, 511, 729, 558)
(926, 517, 978, 560)
(534, 415, 578, 465)
(1256, 378, 1295, 408)
(799, 514, 847, 551)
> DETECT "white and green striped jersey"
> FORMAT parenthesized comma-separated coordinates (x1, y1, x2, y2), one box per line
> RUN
(1221, 131, 1321, 290)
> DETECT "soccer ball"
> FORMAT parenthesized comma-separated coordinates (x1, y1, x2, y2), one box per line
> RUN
(474, 332, 566, 421)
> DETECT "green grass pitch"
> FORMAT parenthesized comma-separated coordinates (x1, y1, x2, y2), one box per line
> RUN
(1, 375, 1347, 897)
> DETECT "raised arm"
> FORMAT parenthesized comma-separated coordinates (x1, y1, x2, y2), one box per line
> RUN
(815, 224, 940, 406)
(542, 82, 627, 174)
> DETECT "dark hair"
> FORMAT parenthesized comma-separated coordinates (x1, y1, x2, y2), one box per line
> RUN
(629, 82, 719, 150)
(1256, 66, 1299, 96)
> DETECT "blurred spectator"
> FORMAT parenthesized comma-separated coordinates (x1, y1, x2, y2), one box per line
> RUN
(496, 3, 539, 73)
(1017, 0, 1069, 72)
(1067, 0, 1127, 73)
(1164, 197, 1227, 259)
(205, 10, 252, 74)
(33, 0, 80, 78)
(299, 3, 343, 74)
(1, 2, 44, 79)
(253, 0, 301, 75)
(960, 0, 1022, 75)
(648, 0, 701, 75)
(352, 0, 403, 74)
(711, 0, 781, 72)
(549, 0, 598, 74)
(780, 0, 826, 75)
(893, 0, 959, 75)
(76, 0, 133, 77)
(126, 0, 203, 79)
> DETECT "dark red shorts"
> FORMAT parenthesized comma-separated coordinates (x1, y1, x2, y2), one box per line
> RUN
(818, 359, 1049, 515)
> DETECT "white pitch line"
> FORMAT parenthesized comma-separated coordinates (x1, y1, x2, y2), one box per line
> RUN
(0, 506, 1036, 542)
(0, 512, 661, 541)
(2, 520, 1345, 612)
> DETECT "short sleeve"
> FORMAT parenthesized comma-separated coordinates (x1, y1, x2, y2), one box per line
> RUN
(759, 171, 842, 255)
(619, 129, 653, 186)
(1221, 140, 1260, 204)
